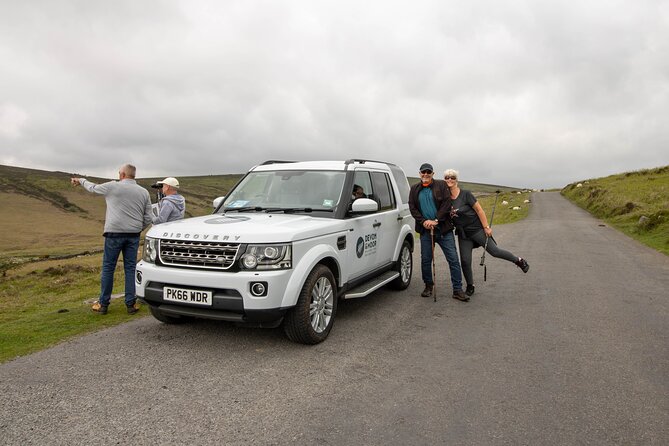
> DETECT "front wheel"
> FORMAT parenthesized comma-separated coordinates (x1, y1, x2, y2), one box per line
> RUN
(391, 240, 412, 290)
(283, 264, 338, 344)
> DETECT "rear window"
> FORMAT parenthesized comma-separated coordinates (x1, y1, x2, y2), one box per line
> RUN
(390, 165, 410, 204)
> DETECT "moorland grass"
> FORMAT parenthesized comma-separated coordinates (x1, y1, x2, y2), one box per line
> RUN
(0, 257, 147, 363)
(0, 192, 102, 256)
(561, 166, 669, 255)
(477, 190, 531, 225)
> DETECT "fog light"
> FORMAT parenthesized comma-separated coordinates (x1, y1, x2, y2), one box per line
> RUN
(250, 282, 268, 297)
(135, 270, 143, 285)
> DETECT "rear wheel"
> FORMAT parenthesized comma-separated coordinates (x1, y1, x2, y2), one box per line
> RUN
(283, 264, 338, 344)
(391, 240, 412, 290)
(149, 306, 190, 324)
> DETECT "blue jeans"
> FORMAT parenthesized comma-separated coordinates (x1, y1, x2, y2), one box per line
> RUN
(420, 228, 463, 291)
(100, 235, 140, 307)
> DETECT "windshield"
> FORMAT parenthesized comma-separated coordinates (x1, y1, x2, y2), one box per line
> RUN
(223, 170, 346, 213)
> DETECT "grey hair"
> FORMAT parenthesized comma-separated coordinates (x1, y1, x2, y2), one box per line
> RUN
(443, 169, 459, 179)
(120, 164, 136, 179)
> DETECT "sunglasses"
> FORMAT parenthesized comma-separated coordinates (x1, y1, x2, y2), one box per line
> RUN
(444, 176, 457, 180)
(420, 170, 433, 174)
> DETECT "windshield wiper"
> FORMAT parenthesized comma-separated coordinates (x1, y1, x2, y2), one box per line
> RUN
(264, 207, 311, 213)
(265, 207, 334, 213)
(224, 206, 266, 213)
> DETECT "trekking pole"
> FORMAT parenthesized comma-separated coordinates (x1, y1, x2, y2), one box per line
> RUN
(431, 226, 436, 302)
(480, 190, 501, 282)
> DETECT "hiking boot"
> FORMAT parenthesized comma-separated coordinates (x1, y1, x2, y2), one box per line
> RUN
(91, 301, 108, 315)
(465, 284, 475, 296)
(421, 284, 433, 298)
(127, 302, 140, 315)
(516, 258, 530, 273)
(452, 289, 469, 302)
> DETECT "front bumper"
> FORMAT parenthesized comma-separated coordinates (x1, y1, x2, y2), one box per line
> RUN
(136, 261, 295, 325)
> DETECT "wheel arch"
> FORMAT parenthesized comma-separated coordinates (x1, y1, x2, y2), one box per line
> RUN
(279, 245, 342, 308)
(393, 227, 415, 261)
(317, 256, 341, 290)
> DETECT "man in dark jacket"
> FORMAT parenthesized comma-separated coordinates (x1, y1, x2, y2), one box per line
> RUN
(408, 162, 467, 301)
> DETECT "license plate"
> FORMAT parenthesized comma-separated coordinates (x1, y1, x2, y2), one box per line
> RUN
(163, 286, 213, 306)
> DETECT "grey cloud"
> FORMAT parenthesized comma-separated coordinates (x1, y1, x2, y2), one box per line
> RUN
(0, 0, 667, 188)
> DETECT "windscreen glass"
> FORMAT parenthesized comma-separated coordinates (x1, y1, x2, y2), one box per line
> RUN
(223, 170, 346, 212)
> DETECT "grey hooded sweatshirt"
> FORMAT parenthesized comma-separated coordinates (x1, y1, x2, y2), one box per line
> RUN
(152, 193, 186, 224)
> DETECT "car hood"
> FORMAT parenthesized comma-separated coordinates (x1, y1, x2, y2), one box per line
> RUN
(146, 213, 344, 243)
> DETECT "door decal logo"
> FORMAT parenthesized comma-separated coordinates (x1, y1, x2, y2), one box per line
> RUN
(356, 237, 365, 258)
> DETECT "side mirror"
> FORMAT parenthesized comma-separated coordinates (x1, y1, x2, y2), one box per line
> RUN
(213, 196, 225, 210)
(351, 198, 378, 213)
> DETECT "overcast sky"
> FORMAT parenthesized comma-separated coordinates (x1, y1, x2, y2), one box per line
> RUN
(1, 1, 667, 189)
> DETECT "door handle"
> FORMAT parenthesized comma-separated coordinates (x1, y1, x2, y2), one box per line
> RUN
(373, 222, 381, 228)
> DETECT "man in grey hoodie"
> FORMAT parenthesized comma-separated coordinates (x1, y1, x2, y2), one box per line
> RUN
(71, 164, 152, 315)
(152, 177, 186, 224)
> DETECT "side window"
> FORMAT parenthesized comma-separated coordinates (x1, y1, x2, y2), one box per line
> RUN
(352, 171, 373, 201)
(370, 172, 395, 211)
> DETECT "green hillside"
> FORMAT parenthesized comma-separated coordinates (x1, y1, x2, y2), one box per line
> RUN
(0, 165, 241, 271)
(561, 165, 669, 255)
(0, 164, 241, 221)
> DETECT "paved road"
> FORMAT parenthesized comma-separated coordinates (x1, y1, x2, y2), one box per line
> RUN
(1, 192, 667, 445)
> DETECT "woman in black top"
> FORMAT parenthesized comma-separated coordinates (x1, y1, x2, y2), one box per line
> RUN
(445, 169, 529, 296)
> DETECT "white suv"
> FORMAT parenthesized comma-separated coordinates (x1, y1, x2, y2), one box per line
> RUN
(136, 159, 414, 344)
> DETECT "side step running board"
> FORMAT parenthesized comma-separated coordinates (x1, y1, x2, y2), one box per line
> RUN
(343, 271, 399, 299)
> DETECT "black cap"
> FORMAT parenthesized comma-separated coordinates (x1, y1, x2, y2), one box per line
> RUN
(419, 163, 433, 172)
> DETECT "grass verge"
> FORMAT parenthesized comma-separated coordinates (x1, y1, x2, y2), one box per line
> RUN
(0, 257, 147, 363)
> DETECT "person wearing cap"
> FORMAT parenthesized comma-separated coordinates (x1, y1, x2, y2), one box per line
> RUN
(71, 164, 152, 315)
(152, 177, 186, 224)
(408, 162, 467, 301)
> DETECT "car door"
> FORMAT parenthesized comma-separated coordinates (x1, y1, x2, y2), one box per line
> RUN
(369, 171, 400, 268)
(345, 170, 380, 279)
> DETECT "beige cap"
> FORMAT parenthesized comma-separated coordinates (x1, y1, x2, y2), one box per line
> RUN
(157, 177, 179, 188)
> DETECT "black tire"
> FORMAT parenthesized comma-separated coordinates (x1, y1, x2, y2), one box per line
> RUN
(283, 264, 338, 344)
(149, 306, 190, 324)
(391, 239, 412, 290)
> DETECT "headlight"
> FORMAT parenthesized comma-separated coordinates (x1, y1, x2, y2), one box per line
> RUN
(239, 244, 291, 270)
(143, 237, 158, 263)
(241, 254, 258, 269)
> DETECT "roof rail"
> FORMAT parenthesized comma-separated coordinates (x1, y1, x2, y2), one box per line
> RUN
(260, 160, 297, 165)
(344, 159, 393, 166)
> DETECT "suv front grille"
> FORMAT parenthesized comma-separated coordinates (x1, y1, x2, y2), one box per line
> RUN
(159, 239, 241, 270)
